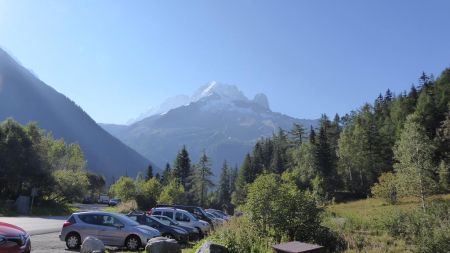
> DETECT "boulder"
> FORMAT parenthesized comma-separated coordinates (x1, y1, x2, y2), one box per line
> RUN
(145, 236, 181, 253)
(195, 241, 228, 253)
(80, 236, 105, 253)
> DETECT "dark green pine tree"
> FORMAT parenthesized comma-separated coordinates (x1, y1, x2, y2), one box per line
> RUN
(217, 161, 231, 208)
(232, 157, 252, 206)
(329, 114, 341, 152)
(162, 163, 172, 185)
(415, 85, 441, 139)
(270, 145, 285, 174)
(155, 172, 161, 182)
(261, 138, 274, 170)
(408, 85, 419, 105)
(315, 116, 338, 196)
(289, 123, 306, 146)
(230, 165, 238, 194)
(418, 72, 433, 91)
(252, 142, 265, 176)
(241, 153, 255, 183)
(384, 89, 393, 102)
(173, 145, 192, 188)
(146, 164, 153, 181)
(309, 126, 316, 145)
(190, 152, 214, 206)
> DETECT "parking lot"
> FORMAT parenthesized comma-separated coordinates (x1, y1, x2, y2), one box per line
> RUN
(31, 232, 135, 253)
(31, 232, 68, 253)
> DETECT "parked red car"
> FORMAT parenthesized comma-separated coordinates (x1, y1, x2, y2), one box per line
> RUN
(0, 222, 31, 253)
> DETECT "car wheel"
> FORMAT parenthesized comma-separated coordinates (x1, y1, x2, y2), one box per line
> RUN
(65, 232, 81, 249)
(163, 233, 175, 240)
(196, 227, 204, 238)
(125, 235, 141, 251)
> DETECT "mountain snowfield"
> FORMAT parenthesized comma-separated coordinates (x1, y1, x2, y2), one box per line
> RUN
(127, 81, 269, 123)
(101, 81, 318, 177)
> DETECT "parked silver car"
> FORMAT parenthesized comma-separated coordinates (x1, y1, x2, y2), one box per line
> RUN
(59, 211, 160, 251)
(151, 207, 211, 237)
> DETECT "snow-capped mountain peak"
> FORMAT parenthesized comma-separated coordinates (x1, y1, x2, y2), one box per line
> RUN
(192, 81, 248, 102)
(128, 81, 272, 124)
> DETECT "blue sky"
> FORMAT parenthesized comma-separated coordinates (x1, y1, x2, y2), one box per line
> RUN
(0, 0, 449, 124)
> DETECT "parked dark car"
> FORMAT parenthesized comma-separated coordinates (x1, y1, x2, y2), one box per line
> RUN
(0, 222, 31, 253)
(126, 212, 189, 243)
(150, 215, 199, 241)
(108, 198, 121, 207)
(155, 204, 214, 228)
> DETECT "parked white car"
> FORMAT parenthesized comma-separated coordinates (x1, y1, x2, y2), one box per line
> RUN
(98, 195, 109, 204)
(151, 207, 211, 237)
(206, 211, 225, 226)
(206, 209, 230, 221)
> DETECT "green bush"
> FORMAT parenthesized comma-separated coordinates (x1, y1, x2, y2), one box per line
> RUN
(109, 177, 137, 201)
(371, 172, 398, 205)
(383, 201, 450, 253)
(243, 174, 345, 252)
(208, 217, 272, 253)
(52, 169, 89, 203)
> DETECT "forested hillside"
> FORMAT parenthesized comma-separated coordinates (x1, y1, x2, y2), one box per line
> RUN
(102, 82, 318, 176)
(107, 70, 450, 253)
(231, 70, 450, 205)
(0, 48, 152, 181)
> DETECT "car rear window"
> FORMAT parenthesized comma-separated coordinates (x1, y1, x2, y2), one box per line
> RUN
(79, 214, 98, 225)
(175, 212, 183, 221)
(163, 211, 174, 219)
(68, 215, 76, 224)
(153, 211, 161, 215)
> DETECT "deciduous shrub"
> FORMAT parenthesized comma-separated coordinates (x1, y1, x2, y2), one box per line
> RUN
(371, 172, 398, 205)
(207, 217, 272, 253)
(383, 201, 450, 253)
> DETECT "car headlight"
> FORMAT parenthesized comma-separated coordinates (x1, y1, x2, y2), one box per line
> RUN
(20, 234, 29, 246)
(0, 235, 6, 246)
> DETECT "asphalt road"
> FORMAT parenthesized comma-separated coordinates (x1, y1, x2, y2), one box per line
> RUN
(30, 232, 129, 253)
(0, 203, 107, 236)
(0, 203, 133, 252)
(0, 216, 67, 235)
(30, 232, 70, 253)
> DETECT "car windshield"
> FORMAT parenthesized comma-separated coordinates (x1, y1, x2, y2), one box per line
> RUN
(114, 213, 140, 226)
(183, 211, 198, 221)
(206, 211, 214, 216)
(212, 212, 222, 217)
(155, 215, 179, 226)
(148, 216, 164, 225)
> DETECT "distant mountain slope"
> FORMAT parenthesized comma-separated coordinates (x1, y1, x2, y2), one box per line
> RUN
(102, 82, 318, 176)
(0, 48, 152, 181)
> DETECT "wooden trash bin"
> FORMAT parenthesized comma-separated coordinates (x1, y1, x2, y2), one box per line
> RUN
(272, 241, 325, 253)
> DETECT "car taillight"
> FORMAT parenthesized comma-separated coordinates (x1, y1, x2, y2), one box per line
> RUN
(63, 221, 73, 228)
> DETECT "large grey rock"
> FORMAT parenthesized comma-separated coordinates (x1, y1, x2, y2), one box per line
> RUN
(15, 196, 30, 215)
(145, 236, 181, 253)
(80, 236, 105, 253)
(195, 241, 228, 253)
